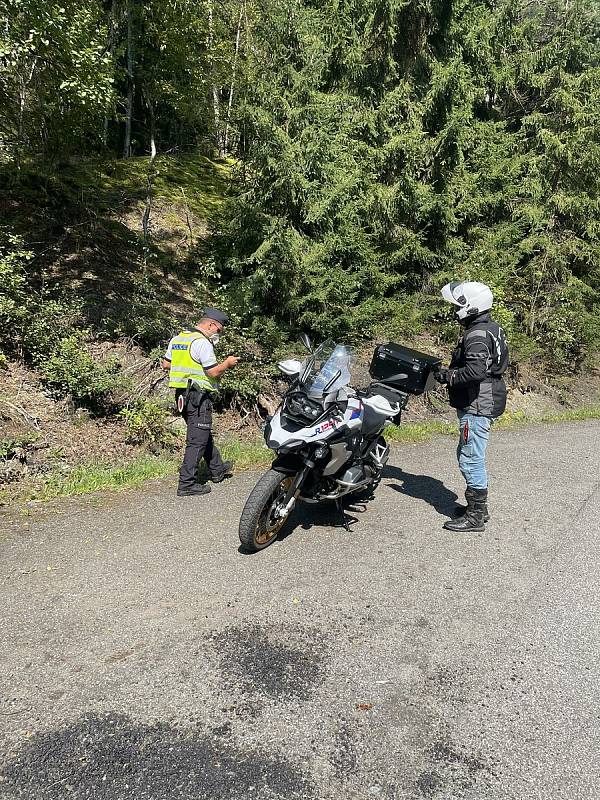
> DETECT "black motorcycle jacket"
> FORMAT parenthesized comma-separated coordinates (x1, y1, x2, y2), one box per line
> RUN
(447, 312, 509, 417)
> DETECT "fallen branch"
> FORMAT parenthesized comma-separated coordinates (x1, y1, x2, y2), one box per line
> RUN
(232, 410, 252, 430)
(0, 399, 41, 430)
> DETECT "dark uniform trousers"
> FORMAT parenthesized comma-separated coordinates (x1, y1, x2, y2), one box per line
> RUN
(176, 389, 226, 489)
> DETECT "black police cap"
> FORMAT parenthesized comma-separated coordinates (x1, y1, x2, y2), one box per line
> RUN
(202, 307, 229, 326)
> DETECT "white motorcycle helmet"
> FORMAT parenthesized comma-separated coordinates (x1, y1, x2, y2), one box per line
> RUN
(441, 281, 493, 321)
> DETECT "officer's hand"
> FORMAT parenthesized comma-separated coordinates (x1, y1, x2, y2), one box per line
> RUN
(226, 355, 241, 367)
(434, 367, 450, 385)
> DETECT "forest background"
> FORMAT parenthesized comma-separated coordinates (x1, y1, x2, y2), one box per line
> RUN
(0, 0, 599, 498)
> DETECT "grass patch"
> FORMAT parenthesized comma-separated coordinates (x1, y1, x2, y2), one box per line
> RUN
(539, 405, 600, 423)
(27, 455, 179, 501)
(92, 153, 231, 218)
(385, 420, 455, 443)
(493, 405, 600, 429)
(386, 405, 600, 443)
(11, 153, 231, 221)
(1, 438, 272, 506)
(218, 437, 272, 470)
(3, 406, 599, 506)
(22, 436, 273, 501)
(40, 455, 178, 499)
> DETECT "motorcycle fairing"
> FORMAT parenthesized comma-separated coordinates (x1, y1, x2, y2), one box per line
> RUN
(271, 452, 305, 474)
(265, 395, 364, 450)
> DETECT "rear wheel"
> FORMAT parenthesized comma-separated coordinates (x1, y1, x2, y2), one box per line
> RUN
(239, 470, 296, 552)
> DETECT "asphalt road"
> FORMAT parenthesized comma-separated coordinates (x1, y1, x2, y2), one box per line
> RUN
(1, 420, 599, 800)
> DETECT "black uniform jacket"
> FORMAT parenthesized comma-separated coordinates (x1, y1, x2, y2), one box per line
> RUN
(447, 312, 509, 418)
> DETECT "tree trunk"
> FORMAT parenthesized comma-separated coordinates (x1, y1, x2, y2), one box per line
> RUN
(223, 0, 244, 155)
(207, 0, 224, 157)
(123, 0, 134, 158)
(142, 100, 157, 261)
(180, 188, 194, 249)
(16, 58, 37, 171)
(213, 83, 222, 156)
(17, 78, 26, 172)
(103, 0, 119, 148)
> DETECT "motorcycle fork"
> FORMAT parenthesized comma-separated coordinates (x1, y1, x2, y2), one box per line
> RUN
(279, 461, 313, 515)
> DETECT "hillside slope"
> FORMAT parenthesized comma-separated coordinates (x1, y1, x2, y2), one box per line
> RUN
(1, 154, 231, 341)
(1, 154, 599, 505)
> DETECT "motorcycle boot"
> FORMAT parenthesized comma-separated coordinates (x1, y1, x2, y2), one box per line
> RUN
(444, 488, 487, 532)
(454, 487, 490, 522)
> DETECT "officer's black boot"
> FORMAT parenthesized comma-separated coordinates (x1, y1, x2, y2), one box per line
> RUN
(454, 487, 490, 522)
(177, 483, 211, 497)
(444, 488, 487, 532)
(210, 460, 234, 483)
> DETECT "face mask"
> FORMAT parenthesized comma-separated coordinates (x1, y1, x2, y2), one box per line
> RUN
(210, 333, 220, 345)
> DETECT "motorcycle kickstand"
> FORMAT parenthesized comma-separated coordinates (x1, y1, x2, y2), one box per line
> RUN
(336, 498, 351, 532)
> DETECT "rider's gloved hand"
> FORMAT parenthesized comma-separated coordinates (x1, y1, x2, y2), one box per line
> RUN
(433, 367, 451, 385)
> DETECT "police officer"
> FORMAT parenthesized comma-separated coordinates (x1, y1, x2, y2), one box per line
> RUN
(162, 309, 240, 497)
(434, 282, 509, 531)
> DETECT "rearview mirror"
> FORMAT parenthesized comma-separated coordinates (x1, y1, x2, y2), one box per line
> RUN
(278, 359, 303, 376)
(299, 332, 313, 353)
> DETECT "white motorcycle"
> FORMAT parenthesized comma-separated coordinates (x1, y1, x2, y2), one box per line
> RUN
(238, 335, 439, 552)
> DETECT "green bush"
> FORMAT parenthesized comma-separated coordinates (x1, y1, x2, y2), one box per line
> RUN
(0, 226, 85, 364)
(119, 399, 175, 448)
(509, 330, 543, 365)
(532, 285, 597, 373)
(105, 274, 178, 349)
(40, 335, 127, 411)
(0, 229, 33, 359)
(0, 434, 37, 462)
(379, 294, 432, 341)
(25, 295, 86, 365)
(194, 314, 281, 406)
(580, 304, 600, 366)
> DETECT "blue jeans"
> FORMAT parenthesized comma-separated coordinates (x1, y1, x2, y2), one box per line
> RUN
(456, 412, 492, 489)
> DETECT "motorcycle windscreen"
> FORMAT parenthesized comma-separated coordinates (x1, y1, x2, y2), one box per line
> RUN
(301, 341, 354, 398)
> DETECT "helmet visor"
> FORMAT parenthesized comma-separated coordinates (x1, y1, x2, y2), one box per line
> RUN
(441, 282, 466, 306)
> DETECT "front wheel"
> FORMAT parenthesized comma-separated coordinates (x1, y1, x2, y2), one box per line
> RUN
(239, 469, 296, 552)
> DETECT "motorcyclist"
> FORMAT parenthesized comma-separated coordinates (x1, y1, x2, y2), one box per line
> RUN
(434, 281, 509, 532)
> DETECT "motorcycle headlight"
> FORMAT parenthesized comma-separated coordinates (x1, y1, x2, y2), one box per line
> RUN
(314, 443, 330, 459)
(304, 405, 320, 418)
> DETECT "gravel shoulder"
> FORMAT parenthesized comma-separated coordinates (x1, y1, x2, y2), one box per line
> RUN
(1, 421, 599, 800)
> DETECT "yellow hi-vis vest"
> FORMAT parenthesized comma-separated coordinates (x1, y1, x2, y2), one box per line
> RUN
(168, 331, 218, 392)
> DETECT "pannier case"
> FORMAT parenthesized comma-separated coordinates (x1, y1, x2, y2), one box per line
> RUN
(369, 343, 441, 395)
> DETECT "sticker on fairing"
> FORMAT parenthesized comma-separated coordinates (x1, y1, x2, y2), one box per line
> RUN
(309, 419, 339, 437)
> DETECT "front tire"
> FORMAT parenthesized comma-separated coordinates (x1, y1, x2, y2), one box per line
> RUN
(239, 469, 296, 552)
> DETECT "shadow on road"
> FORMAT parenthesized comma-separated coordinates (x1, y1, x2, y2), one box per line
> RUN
(237, 493, 373, 555)
(238, 468, 457, 554)
(382, 465, 458, 516)
(288, 467, 457, 530)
